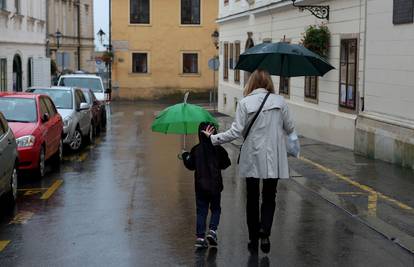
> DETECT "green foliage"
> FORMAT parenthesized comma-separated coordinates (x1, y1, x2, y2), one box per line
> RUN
(102, 51, 114, 63)
(302, 24, 330, 58)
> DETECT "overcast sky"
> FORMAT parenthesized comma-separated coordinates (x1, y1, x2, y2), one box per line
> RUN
(94, 0, 109, 51)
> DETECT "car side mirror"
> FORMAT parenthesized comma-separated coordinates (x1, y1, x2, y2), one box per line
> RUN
(79, 102, 90, 110)
(42, 113, 50, 122)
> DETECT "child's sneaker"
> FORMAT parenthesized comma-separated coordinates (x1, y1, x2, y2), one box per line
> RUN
(194, 238, 208, 248)
(206, 230, 218, 246)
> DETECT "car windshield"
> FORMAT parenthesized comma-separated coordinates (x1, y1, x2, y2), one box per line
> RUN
(60, 77, 103, 93)
(30, 89, 73, 109)
(0, 98, 37, 123)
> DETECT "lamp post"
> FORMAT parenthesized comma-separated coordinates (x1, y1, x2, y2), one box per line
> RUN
(55, 30, 62, 49)
(211, 30, 219, 112)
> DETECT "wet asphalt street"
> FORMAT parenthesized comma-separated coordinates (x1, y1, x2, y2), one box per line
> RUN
(0, 101, 413, 267)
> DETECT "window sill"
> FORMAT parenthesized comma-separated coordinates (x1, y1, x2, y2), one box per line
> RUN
(0, 9, 11, 17)
(304, 97, 318, 104)
(128, 23, 152, 27)
(180, 73, 201, 77)
(338, 106, 357, 114)
(179, 24, 202, 28)
(129, 72, 151, 76)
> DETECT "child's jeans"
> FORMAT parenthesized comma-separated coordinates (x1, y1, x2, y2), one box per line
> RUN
(196, 193, 221, 238)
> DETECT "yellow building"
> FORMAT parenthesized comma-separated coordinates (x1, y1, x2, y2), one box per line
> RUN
(112, 0, 218, 100)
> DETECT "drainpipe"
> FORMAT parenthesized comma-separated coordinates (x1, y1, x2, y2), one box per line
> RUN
(362, 0, 368, 112)
(45, 0, 49, 57)
(77, 0, 81, 71)
(108, 0, 112, 94)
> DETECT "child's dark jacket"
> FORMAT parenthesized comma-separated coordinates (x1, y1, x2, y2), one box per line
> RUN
(182, 123, 231, 196)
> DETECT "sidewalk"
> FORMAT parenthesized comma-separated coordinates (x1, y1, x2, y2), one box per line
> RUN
(216, 115, 414, 254)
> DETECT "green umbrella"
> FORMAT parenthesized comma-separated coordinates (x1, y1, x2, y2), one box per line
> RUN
(151, 102, 218, 135)
(235, 42, 334, 77)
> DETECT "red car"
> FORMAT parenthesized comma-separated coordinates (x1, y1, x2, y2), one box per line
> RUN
(0, 93, 63, 178)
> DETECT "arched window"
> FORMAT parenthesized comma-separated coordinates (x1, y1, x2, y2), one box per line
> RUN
(28, 58, 33, 88)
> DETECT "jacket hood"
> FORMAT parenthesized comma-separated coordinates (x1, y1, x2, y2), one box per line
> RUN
(198, 122, 217, 144)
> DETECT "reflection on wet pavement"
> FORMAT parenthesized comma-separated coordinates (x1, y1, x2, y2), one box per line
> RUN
(0, 102, 412, 266)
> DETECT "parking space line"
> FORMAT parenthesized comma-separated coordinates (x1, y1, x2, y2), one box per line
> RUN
(40, 180, 63, 200)
(300, 156, 413, 212)
(9, 211, 34, 225)
(0, 241, 10, 252)
(368, 193, 378, 216)
(336, 192, 366, 195)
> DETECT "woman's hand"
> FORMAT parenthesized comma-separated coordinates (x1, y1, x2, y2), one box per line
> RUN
(202, 125, 215, 138)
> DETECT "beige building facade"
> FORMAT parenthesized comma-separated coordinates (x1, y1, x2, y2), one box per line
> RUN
(111, 0, 219, 100)
(47, 0, 95, 73)
(218, 0, 414, 169)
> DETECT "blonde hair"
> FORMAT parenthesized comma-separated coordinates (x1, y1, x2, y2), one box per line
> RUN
(243, 69, 275, 96)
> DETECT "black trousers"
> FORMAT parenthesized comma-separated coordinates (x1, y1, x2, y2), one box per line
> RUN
(246, 178, 279, 241)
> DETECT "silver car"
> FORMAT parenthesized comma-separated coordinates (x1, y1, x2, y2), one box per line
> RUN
(27, 87, 93, 151)
(0, 112, 18, 207)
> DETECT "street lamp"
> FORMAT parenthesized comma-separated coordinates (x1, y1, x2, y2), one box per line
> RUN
(211, 30, 219, 50)
(97, 28, 106, 45)
(55, 30, 62, 49)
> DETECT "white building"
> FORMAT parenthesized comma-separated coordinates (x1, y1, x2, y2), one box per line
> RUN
(217, 0, 414, 169)
(0, 0, 50, 92)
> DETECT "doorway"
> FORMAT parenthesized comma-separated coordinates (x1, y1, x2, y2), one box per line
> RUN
(13, 54, 22, 92)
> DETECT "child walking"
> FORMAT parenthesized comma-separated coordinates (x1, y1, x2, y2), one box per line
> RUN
(182, 122, 231, 248)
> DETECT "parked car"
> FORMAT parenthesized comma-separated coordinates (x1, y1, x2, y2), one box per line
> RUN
(27, 87, 93, 151)
(80, 88, 107, 135)
(0, 112, 18, 207)
(58, 74, 107, 102)
(0, 93, 63, 178)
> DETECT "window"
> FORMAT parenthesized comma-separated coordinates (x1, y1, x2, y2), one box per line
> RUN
(0, 0, 6, 10)
(130, 0, 150, 24)
(279, 77, 289, 96)
(28, 58, 32, 88)
(223, 43, 228, 81)
(39, 98, 49, 116)
(229, 43, 234, 69)
(181, 0, 200, 25)
(15, 0, 19, 13)
(0, 59, 6, 92)
(305, 76, 318, 100)
(0, 118, 5, 137)
(234, 42, 240, 83)
(339, 39, 358, 110)
(223, 94, 227, 105)
(132, 53, 148, 73)
(182, 53, 198, 74)
(43, 97, 57, 117)
(393, 0, 413, 24)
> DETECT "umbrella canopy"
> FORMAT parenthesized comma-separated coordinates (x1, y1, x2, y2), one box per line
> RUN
(235, 42, 334, 77)
(151, 103, 218, 135)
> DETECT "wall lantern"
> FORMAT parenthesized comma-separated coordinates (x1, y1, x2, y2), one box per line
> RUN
(55, 30, 63, 49)
(211, 30, 219, 50)
(291, 0, 330, 20)
(97, 28, 106, 45)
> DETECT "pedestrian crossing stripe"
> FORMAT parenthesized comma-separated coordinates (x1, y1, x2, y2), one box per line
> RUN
(0, 241, 10, 252)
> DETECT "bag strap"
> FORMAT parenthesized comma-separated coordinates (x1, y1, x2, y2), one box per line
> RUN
(243, 92, 271, 140)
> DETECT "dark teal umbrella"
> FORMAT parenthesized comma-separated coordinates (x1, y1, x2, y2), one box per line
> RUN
(235, 42, 334, 77)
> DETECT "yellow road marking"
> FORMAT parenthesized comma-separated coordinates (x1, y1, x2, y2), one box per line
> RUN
(23, 190, 45, 196)
(18, 188, 48, 191)
(77, 152, 89, 162)
(300, 156, 413, 211)
(0, 241, 10, 252)
(40, 180, 63, 200)
(368, 193, 378, 216)
(9, 211, 34, 224)
(336, 192, 366, 195)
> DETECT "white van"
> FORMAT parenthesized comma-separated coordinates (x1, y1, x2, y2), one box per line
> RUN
(58, 74, 106, 101)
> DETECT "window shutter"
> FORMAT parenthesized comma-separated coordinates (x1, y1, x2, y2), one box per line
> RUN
(393, 0, 414, 25)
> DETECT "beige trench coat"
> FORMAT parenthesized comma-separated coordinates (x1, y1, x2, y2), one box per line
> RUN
(211, 88, 295, 179)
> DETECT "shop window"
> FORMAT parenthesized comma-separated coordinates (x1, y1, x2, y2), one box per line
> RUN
(339, 39, 357, 110)
(130, 0, 150, 24)
(182, 53, 198, 74)
(279, 77, 289, 96)
(132, 53, 148, 73)
(223, 43, 229, 81)
(181, 0, 200, 25)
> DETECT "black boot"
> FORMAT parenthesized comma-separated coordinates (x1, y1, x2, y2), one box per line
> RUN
(260, 237, 270, 254)
(247, 239, 259, 254)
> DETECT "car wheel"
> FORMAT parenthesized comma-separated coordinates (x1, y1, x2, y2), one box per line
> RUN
(5, 166, 18, 207)
(37, 146, 46, 178)
(70, 128, 82, 151)
(52, 139, 63, 166)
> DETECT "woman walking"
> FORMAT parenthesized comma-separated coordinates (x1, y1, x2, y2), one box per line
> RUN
(202, 69, 295, 254)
